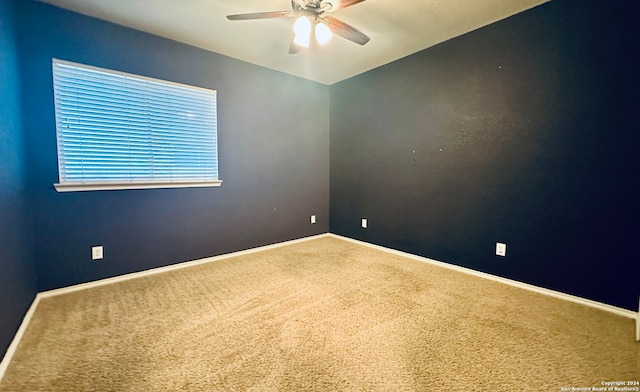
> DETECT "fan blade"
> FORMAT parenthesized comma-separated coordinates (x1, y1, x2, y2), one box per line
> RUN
(226, 11, 291, 21)
(289, 42, 302, 54)
(322, 15, 370, 45)
(289, 34, 302, 54)
(328, 0, 366, 11)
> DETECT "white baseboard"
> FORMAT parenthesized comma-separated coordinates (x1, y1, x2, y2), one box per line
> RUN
(0, 233, 327, 382)
(637, 297, 640, 342)
(328, 234, 639, 322)
(2, 232, 638, 382)
(0, 294, 42, 382)
(38, 233, 329, 299)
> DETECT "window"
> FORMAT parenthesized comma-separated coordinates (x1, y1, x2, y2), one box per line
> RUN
(52, 59, 221, 192)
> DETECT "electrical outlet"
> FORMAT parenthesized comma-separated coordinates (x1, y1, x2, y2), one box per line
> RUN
(92, 246, 103, 260)
(496, 242, 506, 257)
(361, 218, 367, 228)
(311, 215, 316, 224)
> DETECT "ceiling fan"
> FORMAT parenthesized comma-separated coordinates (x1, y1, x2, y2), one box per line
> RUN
(226, 0, 370, 54)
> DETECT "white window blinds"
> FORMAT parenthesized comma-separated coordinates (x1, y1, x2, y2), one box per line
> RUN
(52, 59, 221, 192)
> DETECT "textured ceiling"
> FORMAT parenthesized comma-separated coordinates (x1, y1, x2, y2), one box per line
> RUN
(37, 0, 549, 85)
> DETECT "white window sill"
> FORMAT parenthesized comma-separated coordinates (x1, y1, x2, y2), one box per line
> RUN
(54, 180, 223, 192)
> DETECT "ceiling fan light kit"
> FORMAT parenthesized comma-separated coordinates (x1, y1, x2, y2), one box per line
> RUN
(315, 21, 333, 45)
(226, 0, 369, 53)
(292, 16, 333, 48)
(293, 15, 312, 47)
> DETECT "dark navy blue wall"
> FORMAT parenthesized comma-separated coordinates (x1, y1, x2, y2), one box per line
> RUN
(330, 0, 640, 310)
(14, 0, 329, 291)
(0, 0, 37, 358)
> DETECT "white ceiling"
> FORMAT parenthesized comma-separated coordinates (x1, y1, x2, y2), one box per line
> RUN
(37, 0, 549, 85)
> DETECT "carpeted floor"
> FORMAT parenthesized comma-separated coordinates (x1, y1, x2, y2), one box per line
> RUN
(0, 236, 638, 391)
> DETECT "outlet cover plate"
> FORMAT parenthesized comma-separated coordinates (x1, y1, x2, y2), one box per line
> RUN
(496, 242, 506, 257)
(92, 246, 103, 260)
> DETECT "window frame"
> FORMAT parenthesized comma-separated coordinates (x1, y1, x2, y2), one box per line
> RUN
(52, 59, 222, 192)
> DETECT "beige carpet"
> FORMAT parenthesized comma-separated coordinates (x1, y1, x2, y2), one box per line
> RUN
(0, 236, 638, 391)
